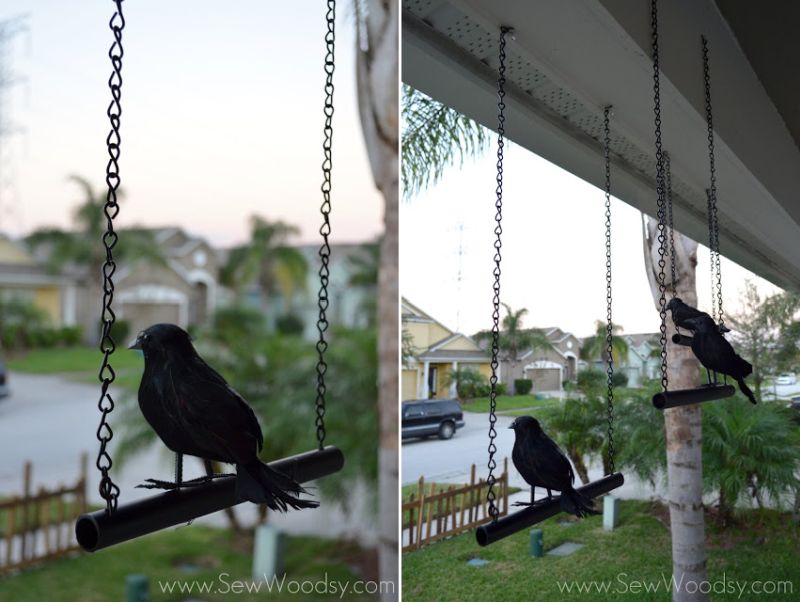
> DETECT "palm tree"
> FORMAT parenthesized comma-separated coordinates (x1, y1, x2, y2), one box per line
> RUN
(402, 85, 490, 198)
(643, 215, 708, 593)
(354, 1, 398, 594)
(26, 175, 165, 340)
(474, 304, 554, 394)
(219, 216, 308, 309)
(27, 175, 166, 275)
(579, 320, 630, 368)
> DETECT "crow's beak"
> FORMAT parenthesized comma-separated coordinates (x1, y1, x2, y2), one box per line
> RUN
(128, 338, 142, 350)
(508, 424, 515, 430)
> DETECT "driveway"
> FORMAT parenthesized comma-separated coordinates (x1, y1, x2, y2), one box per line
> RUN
(0, 372, 376, 544)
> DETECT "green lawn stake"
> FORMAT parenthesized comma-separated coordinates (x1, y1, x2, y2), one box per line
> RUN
(603, 495, 619, 530)
(529, 528, 543, 557)
(125, 574, 149, 602)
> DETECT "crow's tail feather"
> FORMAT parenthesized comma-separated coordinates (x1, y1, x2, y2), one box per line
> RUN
(559, 486, 599, 518)
(736, 377, 757, 404)
(236, 461, 319, 511)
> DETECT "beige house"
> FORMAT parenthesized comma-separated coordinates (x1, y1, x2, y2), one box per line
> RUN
(113, 227, 220, 337)
(0, 236, 78, 327)
(500, 327, 581, 393)
(402, 298, 490, 400)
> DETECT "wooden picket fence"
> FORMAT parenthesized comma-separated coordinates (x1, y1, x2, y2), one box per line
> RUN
(402, 459, 509, 552)
(0, 453, 88, 575)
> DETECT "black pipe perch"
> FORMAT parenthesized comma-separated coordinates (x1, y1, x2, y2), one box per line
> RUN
(76, 446, 344, 552)
(476, 473, 624, 547)
(652, 384, 735, 410)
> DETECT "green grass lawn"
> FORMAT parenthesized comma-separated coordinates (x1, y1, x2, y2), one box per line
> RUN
(461, 395, 561, 414)
(0, 526, 377, 601)
(402, 500, 800, 601)
(7, 346, 143, 375)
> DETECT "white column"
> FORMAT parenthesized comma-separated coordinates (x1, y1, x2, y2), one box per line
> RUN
(450, 361, 458, 397)
(62, 284, 77, 326)
(422, 361, 430, 399)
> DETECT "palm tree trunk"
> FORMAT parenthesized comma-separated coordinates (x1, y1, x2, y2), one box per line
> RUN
(643, 216, 707, 602)
(355, 1, 398, 598)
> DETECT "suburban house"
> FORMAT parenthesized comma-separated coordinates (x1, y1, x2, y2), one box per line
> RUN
(620, 333, 660, 387)
(401, 298, 490, 401)
(112, 227, 220, 338)
(500, 326, 581, 393)
(282, 243, 377, 339)
(0, 235, 79, 327)
(582, 332, 660, 388)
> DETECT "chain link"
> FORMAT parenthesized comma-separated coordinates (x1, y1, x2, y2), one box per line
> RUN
(651, 0, 668, 393)
(702, 35, 724, 330)
(95, 0, 125, 514)
(665, 152, 677, 297)
(486, 26, 510, 522)
(315, 0, 336, 450)
(602, 106, 615, 474)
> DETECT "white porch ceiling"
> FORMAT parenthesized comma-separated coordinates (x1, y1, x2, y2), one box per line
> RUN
(402, 0, 800, 290)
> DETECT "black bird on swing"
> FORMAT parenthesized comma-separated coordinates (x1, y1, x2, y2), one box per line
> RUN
(666, 297, 729, 334)
(129, 323, 319, 511)
(509, 416, 599, 518)
(684, 315, 757, 404)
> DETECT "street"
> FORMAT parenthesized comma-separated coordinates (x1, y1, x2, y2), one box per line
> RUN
(402, 410, 663, 502)
(0, 372, 376, 544)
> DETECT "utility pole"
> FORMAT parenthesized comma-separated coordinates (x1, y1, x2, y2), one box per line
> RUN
(0, 15, 29, 230)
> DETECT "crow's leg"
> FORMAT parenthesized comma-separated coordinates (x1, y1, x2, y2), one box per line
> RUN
(178, 459, 235, 487)
(137, 452, 185, 490)
(705, 368, 712, 385)
(175, 453, 183, 486)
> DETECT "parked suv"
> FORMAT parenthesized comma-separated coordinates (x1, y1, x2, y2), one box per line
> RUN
(401, 399, 464, 440)
(0, 359, 9, 399)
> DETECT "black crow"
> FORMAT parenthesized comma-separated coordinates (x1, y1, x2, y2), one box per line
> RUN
(667, 297, 730, 333)
(509, 416, 599, 518)
(130, 323, 318, 511)
(684, 315, 757, 404)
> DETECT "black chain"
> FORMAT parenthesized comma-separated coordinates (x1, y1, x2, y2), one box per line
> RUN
(95, 0, 125, 514)
(651, 0, 668, 393)
(665, 152, 677, 297)
(702, 35, 724, 330)
(314, 0, 335, 450)
(706, 189, 717, 320)
(486, 26, 510, 522)
(603, 106, 615, 474)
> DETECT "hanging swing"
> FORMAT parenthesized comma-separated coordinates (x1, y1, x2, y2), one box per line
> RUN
(474, 30, 623, 547)
(76, 0, 344, 552)
(649, 0, 736, 409)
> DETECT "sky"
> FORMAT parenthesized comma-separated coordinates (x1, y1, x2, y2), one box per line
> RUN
(0, 0, 383, 248)
(400, 136, 782, 339)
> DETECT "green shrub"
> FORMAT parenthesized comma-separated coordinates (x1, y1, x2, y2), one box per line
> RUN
(496, 382, 507, 395)
(577, 368, 605, 397)
(104, 319, 131, 346)
(58, 325, 83, 346)
(0, 299, 50, 351)
(446, 367, 487, 400)
(212, 305, 266, 347)
(611, 371, 629, 388)
(514, 378, 533, 395)
(275, 313, 305, 336)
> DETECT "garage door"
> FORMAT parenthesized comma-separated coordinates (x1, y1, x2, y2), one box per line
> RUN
(527, 368, 560, 392)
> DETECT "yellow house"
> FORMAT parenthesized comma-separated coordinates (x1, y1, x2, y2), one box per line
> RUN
(402, 298, 490, 400)
(0, 236, 77, 327)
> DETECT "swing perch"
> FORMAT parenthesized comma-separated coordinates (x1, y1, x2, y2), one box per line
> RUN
(474, 31, 622, 547)
(649, 22, 735, 411)
(77, 0, 345, 553)
(76, 447, 344, 552)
